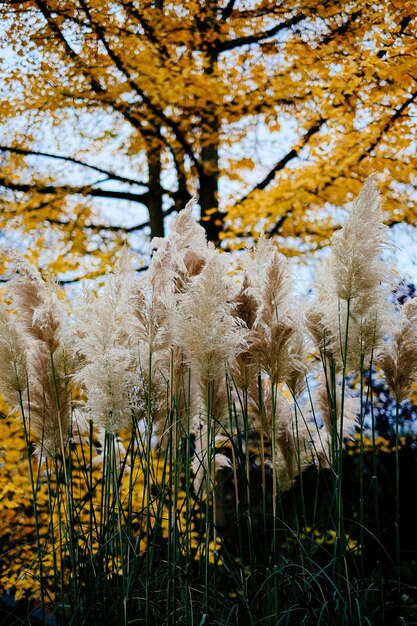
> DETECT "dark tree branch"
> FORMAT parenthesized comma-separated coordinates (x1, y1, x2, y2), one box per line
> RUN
(267, 91, 417, 236)
(236, 118, 325, 205)
(121, 0, 170, 60)
(218, 6, 362, 54)
(358, 90, 417, 162)
(0, 178, 150, 205)
(221, 0, 237, 21)
(0, 146, 148, 188)
(4, 203, 179, 234)
(77, 0, 202, 175)
(217, 13, 304, 52)
(43, 206, 177, 235)
(0, 263, 148, 285)
(169, 145, 192, 210)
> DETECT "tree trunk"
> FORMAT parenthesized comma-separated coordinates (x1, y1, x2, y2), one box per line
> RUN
(200, 136, 222, 245)
(146, 142, 164, 239)
(146, 0, 165, 240)
(198, 1, 223, 246)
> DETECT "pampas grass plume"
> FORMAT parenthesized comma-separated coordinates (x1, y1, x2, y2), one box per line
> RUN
(7, 256, 74, 456)
(74, 250, 137, 434)
(242, 236, 306, 389)
(175, 247, 246, 396)
(313, 178, 393, 368)
(0, 306, 28, 408)
(378, 297, 417, 403)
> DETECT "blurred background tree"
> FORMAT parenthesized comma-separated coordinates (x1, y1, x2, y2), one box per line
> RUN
(1, 0, 417, 279)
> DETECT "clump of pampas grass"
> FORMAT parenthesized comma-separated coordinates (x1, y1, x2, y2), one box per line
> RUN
(310, 178, 393, 371)
(304, 180, 393, 458)
(242, 236, 306, 392)
(5, 256, 73, 457)
(231, 236, 309, 491)
(144, 198, 209, 440)
(0, 178, 407, 498)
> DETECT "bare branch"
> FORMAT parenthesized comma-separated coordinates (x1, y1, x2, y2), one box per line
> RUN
(0, 146, 148, 188)
(221, 0, 237, 21)
(4, 204, 179, 234)
(236, 118, 325, 205)
(76, 0, 202, 175)
(0, 178, 149, 205)
(267, 91, 417, 236)
(217, 13, 304, 52)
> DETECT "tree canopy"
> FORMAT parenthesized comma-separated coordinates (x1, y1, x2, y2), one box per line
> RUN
(1, 0, 417, 278)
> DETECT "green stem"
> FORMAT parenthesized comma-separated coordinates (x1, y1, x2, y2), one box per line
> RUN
(19, 391, 47, 624)
(395, 400, 401, 605)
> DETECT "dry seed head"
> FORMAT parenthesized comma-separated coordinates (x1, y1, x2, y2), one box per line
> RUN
(250, 320, 302, 386)
(329, 178, 388, 305)
(27, 343, 72, 457)
(73, 257, 138, 434)
(6, 255, 74, 455)
(377, 297, 417, 402)
(9, 255, 63, 354)
(240, 235, 305, 389)
(313, 178, 393, 368)
(0, 306, 28, 408)
(228, 275, 259, 393)
(149, 197, 207, 297)
(175, 248, 246, 386)
(241, 235, 291, 326)
(285, 323, 308, 397)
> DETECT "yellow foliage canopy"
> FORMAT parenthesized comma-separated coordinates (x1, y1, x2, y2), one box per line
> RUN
(0, 1, 417, 276)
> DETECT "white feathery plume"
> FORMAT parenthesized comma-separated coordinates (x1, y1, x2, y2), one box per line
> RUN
(330, 179, 387, 306)
(377, 297, 417, 403)
(7, 255, 74, 457)
(172, 245, 246, 497)
(240, 236, 306, 393)
(228, 276, 259, 393)
(73, 250, 137, 434)
(10, 253, 63, 354)
(312, 178, 393, 369)
(135, 199, 209, 442)
(0, 305, 28, 409)
(241, 235, 291, 325)
(148, 196, 207, 298)
(28, 344, 73, 457)
(174, 246, 247, 420)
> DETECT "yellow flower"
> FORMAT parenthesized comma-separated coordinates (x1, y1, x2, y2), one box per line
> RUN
(325, 530, 337, 545)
